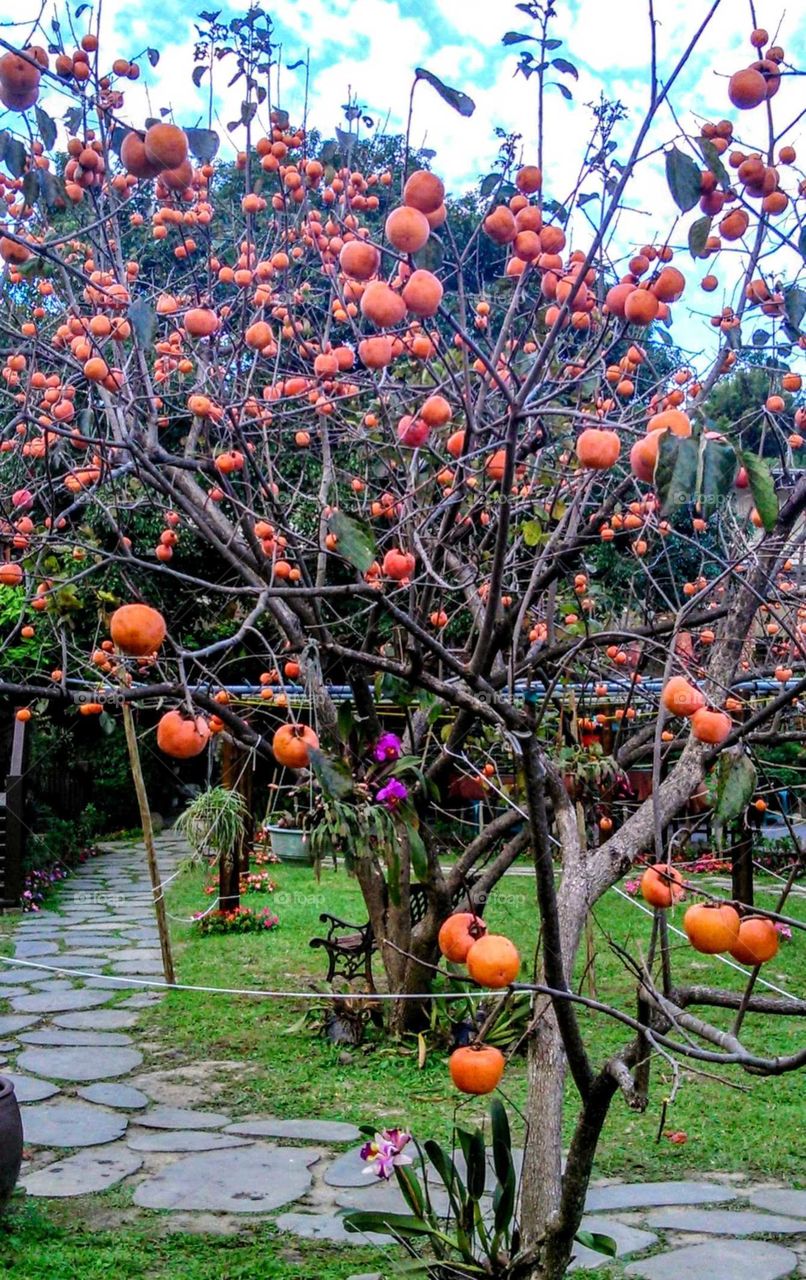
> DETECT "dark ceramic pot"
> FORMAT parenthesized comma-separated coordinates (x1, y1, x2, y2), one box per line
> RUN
(0, 1077, 23, 1215)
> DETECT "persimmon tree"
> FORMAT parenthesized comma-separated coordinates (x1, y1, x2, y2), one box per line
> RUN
(0, 2, 805, 1276)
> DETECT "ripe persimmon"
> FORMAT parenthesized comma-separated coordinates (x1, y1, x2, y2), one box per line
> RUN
(661, 676, 706, 718)
(110, 603, 166, 656)
(684, 902, 740, 953)
(640, 863, 684, 908)
(272, 722, 319, 768)
(402, 269, 443, 317)
(156, 709, 210, 758)
(385, 206, 430, 254)
(449, 1044, 505, 1094)
(690, 707, 732, 743)
(144, 122, 188, 170)
(576, 428, 620, 470)
(729, 916, 779, 965)
(438, 911, 487, 963)
(360, 282, 406, 329)
(339, 240, 380, 281)
(403, 169, 444, 215)
(466, 934, 520, 988)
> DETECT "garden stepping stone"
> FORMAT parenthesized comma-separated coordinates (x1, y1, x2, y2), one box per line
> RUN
(275, 1212, 391, 1245)
(0, 1014, 39, 1035)
(585, 1180, 740, 1212)
(225, 1117, 361, 1143)
(567, 1217, 658, 1272)
(110, 959, 166, 975)
(750, 1189, 806, 1218)
(119, 993, 164, 1008)
(2, 1072, 60, 1103)
(0, 968, 40, 984)
(0, 1040, 18, 1051)
(645, 1207, 806, 1236)
(624, 1240, 798, 1280)
(16, 1046, 143, 1081)
(21, 1100, 128, 1147)
(0, 986, 30, 998)
(133, 1144, 317, 1213)
(11, 989, 115, 1014)
(21, 1143, 143, 1197)
(19, 1029, 133, 1047)
(53, 1010, 140, 1031)
(127, 1129, 254, 1153)
(14, 941, 59, 957)
(136, 1107, 232, 1130)
(28, 979, 78, 992)
(335, 1179, 451, 1218)
(78, 1083, 150, 1109)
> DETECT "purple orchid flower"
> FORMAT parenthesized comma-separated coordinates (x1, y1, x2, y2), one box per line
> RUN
(377, 777, 408, 811)
(360, 1129, 413, 1181)
(374, 732, 403, 763)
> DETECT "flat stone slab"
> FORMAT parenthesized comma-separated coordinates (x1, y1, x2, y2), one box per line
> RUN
(750, 1189, 806, 1218)
(14, 941, 59, 957)
(335, 1179, 451, 1218)
(645, 1208, 806, 1236)
(2, 1072, 60, 1103)
(53, 1010, 140, 1031)
(0, 1014, 39, 1035)
(325, 1147, 393, 1188)
(21, 1100, 128, 1147)
(21, 1143, 142, 1197)
(127, 1129, 254, 1153)
(110, 960, 166, 976)
(624, 1239, 799, 1280)
(0, 968, 40, 984)
(31, 955, 109, 972)
(16, 1046, 143, 1082)
(0, 986, 30, 998)
(586, 1180, 740, 1212)
(78, 1083, 150, 1109)
(11, 989, 114, 1014)
(119, 993, 164, 1008)
(567, 1217, 658, 1272)
(275, 1212, 391, 1245)
(28, 979, 77, 992)
(136, 1107, 231, 1130)
(225, 1117, 361, 1143)
(133, 1144, 316, 1213)
(19, 1029, 132, 1047)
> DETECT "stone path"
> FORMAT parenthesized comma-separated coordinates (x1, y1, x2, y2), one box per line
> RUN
(1, 836, 805, 1279)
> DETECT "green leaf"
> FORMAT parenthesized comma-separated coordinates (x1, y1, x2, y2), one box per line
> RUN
(502, 31, 536, 44)
(128, 297, 155, 349)
(783, 284, 805, 333)
(35, 106, 57, 151)
(688, 215, 712, 259)
(741, 451, 778, 531)
(480, 172, 503, 197)
(700, 436, 738, 513)
(147, 47, 160, 66)
(575, 1230, 618, 1258)
(798, 225, 806, 263)
(714, 751, 757, 826)
(327, 511, 377, 574)
(395, 1163, 426, 1218)
(552, 57, 578, 78)
(424, 1139, 465, 1216)
(4, 137, 27, 178)
(185, 127, 220, 164)
(522, 519, 545, 547)
(343, 1210, 439, 1238)
(697, 136, 729, 188)
(22, 170, 38, 208)
(307, 748, 354, 799)
(665, 147, 702, 213)
(461, 1128, 487, 1202)
(654, 432, 699, 514)
(336, 701, 354, 743)
(407, 822, 428, 880)
(0, 131, 7, 164)
(415, 67, 475, 117)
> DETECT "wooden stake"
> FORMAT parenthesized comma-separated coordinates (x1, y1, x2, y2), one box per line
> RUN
(122, 703, 175, 985)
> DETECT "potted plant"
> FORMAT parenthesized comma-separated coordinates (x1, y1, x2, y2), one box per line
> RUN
(175, 785, 250, 907)
(0, 1077, 23, 1215)
(263, 783, 313, 863)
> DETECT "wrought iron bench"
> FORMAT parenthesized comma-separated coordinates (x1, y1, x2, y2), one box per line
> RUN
(310, 877, 483, 989)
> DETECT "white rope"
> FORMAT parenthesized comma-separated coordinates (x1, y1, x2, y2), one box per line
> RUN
(611, 886, 802, 1002)
(0, 954, 487, 1000)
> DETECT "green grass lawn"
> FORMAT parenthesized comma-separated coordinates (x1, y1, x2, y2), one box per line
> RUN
(142, 856, 805, 1182)
(1, 852, 803, 1278)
